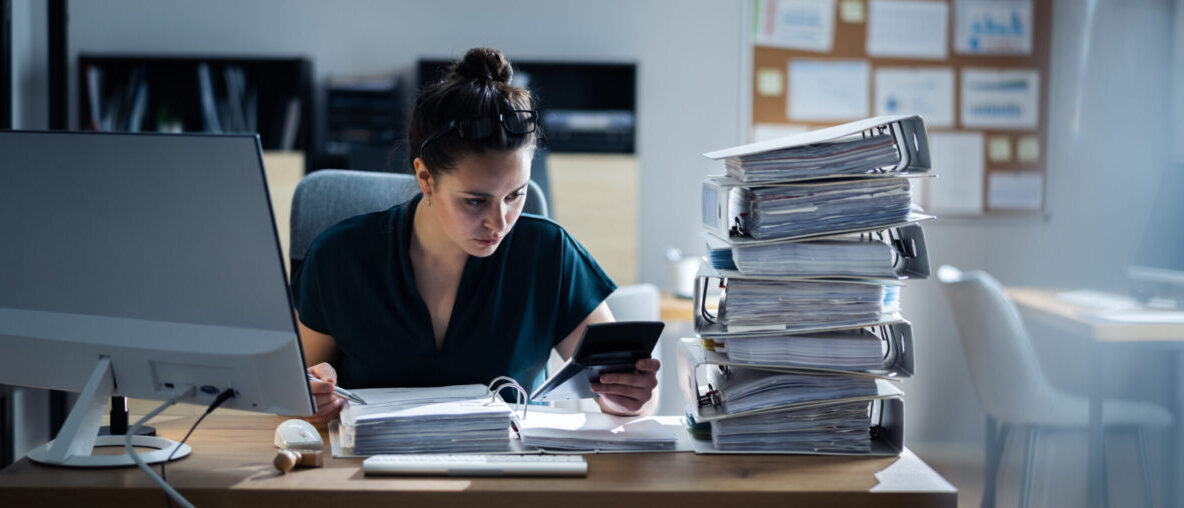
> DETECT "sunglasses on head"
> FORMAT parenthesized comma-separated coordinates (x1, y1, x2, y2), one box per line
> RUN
(419, 110, 539, 155)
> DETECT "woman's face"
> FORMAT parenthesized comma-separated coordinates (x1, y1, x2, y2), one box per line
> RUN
(422, 147, 533, 258)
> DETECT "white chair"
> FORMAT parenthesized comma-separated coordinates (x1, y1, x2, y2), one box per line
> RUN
(936, 265, 1171, 508)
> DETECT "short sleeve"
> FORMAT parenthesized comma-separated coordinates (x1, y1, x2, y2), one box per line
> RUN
(290, 241, 332, 335)
(552, 229, 617, 345)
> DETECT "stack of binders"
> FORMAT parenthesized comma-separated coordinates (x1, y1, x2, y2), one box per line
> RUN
(680, 115, 934, 455)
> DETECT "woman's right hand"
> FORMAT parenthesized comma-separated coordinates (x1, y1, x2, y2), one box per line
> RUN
(305, 362, 345, 424)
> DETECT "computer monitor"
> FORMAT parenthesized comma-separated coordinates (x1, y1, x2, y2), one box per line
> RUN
(0, 131, 314, 467)
(1128, 164, 1184, 304)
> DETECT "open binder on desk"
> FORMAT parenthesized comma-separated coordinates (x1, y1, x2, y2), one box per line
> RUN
(704, 223, 931, 281)
(703, 115, 932, 185)
(327, 380, 694, 458)
(677, 339, 904, 456)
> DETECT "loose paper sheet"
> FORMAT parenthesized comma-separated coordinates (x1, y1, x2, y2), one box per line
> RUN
(927, 132, 985, 214)
(866, 0, 949, 59)
(788, 59, 870, 121)
(961, 68, 1040, 130)
(987, 171, 1042, 210)
(955, 0, 1033, 55)
(755, 0, 836, 52)
(874, 67, 955, 127)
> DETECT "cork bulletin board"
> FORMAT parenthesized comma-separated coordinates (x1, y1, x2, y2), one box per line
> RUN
(749, 0, 1051, 214)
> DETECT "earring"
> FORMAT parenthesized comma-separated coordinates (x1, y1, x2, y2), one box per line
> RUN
(426, 194, 432, 206)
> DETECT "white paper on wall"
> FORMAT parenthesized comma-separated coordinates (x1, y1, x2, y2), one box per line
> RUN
(927, 132, 985, 215)
(788, 59, 870, 121)
(874, 67, 955, 128)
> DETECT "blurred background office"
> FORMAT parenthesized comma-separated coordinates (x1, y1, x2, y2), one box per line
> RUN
(3, 1, 1182, 506)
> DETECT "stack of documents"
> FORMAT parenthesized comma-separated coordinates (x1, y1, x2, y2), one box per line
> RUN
(340, 385, 513, 455)
(710, 400, 873, 453)
(717, 330, 887, 369)
(682, 116, 935, 456)
(723, 133, 901, 184)
(739, 178, 913, 240)
(516, 410, 678, 452)
(719, 279, 900, 329)
(707, 365, 877, 415)
(711, 237, 898, 279)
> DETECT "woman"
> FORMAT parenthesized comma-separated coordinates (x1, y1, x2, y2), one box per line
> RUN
(293, 48, 659, 424)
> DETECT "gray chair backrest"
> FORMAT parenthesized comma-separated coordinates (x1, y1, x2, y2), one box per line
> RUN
(936, 265, 1064, 424)
(290, 169, 549, 272)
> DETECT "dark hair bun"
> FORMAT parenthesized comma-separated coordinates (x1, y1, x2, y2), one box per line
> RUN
(451, 47, 513, 84)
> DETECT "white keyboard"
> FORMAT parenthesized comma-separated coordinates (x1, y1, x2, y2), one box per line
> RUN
(362, 454, 588, 477)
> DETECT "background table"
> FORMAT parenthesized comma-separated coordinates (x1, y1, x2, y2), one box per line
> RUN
(1007, 287, 1184, 508)
(0, 413, 955, 508)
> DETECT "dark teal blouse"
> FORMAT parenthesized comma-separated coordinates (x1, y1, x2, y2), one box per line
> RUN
(291, 194, 616, 392)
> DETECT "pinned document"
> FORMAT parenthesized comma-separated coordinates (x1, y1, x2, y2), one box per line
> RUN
(927, 132, 985, 214)
(756, 67, 785, 97)
(987, 135, 1012, 163)
(788, 60, 870, 121)
(866, 0, 949, 59)
(874, 67, 955, 127)
(755, 0, 837, 52)
(987, 171, 1042, 210)
(955, 0, 1033, 55)
(961, 68, 1040, 130)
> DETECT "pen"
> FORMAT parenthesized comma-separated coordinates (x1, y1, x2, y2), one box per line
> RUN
(306, 374, 367, 405)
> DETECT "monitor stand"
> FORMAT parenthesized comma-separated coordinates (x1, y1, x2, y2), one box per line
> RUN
(25, 357, 190, 467)
(99, 396, 156, 437)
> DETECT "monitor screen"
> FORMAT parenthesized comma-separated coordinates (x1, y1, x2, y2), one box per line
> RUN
(1132, 165, 1184, 274)
(0, 131, 312, 416)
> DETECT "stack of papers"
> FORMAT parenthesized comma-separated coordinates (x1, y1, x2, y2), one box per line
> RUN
(718, 330, 887, 369)
(723, 134, 901, 184)
(739, 178, 913, 240)
(516, 410, 678, 452)
(707, 365, 877, 415)
(340, 385, 513, 455)
(719, 279, 900, 329)
(721, 238, 899, 278)
(711, 400, 872, 453)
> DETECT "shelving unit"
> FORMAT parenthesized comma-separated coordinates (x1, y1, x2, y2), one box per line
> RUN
(78, 54, 314, 170)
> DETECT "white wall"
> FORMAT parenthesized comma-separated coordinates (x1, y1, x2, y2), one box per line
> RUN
(12, 0, 1179, 459)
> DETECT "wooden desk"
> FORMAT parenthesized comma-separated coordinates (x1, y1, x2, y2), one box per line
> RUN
(660, 293, 694, 323)
(0, 413, 955, 508)
(1006, 287, 1184, 508)
(1007, 287, 1184, 342)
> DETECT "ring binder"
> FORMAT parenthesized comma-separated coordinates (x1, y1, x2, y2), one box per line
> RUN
(703, 223, 931, 281)
(487, 376, 530, 419)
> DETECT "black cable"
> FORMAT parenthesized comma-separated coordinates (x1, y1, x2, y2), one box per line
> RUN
(160, 388, 237, 507)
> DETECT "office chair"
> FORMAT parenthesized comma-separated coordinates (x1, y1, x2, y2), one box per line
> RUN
(289, 169, 548, 277)
(936, 265, 1171, 508)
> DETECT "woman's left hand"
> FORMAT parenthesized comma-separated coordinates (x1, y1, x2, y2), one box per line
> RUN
(590, 358, 660, 416)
